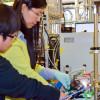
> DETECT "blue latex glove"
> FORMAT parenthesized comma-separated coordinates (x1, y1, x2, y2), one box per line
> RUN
(54, 71, 70, 90)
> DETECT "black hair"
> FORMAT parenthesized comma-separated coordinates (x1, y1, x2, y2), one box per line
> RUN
(0, 3, 20, 40)
(13, 0, 47, 69)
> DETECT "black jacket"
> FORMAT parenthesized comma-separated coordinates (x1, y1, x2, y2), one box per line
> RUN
(0, 56, 60, 100)
(0, 95, 5, 100)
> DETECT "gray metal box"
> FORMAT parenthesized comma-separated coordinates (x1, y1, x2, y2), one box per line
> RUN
(60, 32, 100, 73)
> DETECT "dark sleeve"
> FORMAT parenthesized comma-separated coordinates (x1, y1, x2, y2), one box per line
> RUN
(0, 56, 60, 100)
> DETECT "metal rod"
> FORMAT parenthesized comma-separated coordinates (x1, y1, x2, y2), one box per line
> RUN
(89, 0, 93, 22)
(94, 14, 99, 100)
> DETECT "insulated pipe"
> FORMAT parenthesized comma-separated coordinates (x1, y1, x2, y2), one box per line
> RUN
(84, 0, 89, 21)
(58, 0, 62, 15)
(75, 0, 80, 21)
(83, 0, 87, 21)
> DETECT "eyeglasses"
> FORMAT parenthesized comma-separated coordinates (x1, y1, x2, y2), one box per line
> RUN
(30, 8, 42, 18)
(1, 33, 18, 39)
(7, 34, 18, 39)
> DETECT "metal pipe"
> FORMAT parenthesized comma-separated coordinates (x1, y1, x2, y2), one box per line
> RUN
(89, 0, 93, 22)
(94, 14, 99, 100)
(58, 0, 62, 15)
(84, 0, 87, 21)
(96, 2, 100, 22)
(75, 0, 80, 21)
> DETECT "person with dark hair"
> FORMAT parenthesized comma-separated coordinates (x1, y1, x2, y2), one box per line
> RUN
(1, 0, 70, 99)
(1, 0, 70, 88)
(14, 0, 70, 89)
(0, 3, 67, 100)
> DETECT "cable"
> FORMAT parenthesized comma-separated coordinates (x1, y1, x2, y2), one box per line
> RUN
(47, 49, 58, 70)
(69, 75, 90, 87)
(69, 69, 82, 74)
(43, 25, 58, 69)
(44, 26, 49, 38)
(53, 38, 59, 68)
(60, 85, 91, 100)
(67, 96, 72, 100)
(71, 72, 82, 82)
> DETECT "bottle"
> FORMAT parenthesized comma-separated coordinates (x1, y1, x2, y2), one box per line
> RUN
(64, 65, 70, 74)
(82, 64, 86, 74)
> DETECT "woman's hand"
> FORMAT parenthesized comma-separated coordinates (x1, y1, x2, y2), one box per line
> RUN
(54, 71, 70, 90)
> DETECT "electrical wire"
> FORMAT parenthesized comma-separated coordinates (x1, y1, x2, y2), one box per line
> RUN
(69, 75, 90, 86)
(44, 26, 56, 68)
(43, 34, 58, 69)
(69, 69, 82, 74)
(44, 26, 59, 69)
(60, 85, 91, 100)
(66, 96, 72, 100)
(53, 38, 60, 69)
(47, 49, 58, 70)
(71, 72, 82, 82)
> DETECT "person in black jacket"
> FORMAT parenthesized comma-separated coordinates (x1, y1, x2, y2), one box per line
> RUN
(0, 3, 67, 100)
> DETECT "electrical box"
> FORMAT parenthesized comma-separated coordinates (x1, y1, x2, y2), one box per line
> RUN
(60, 32, 100, 73)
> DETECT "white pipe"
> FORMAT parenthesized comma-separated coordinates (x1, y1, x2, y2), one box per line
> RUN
(75, 0, 80, 21)
(83, 0, 88, 21)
